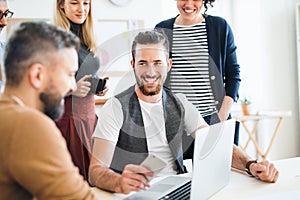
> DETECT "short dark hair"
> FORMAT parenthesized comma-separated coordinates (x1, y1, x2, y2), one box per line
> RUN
(131, 30, 169, 62)
(4, 21, 80, 86)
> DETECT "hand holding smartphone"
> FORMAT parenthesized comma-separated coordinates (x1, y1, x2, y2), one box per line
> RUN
(86, 76, 107, 94)
(140, 154, 167, 181)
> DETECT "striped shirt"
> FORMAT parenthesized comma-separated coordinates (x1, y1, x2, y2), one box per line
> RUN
(170, 20, 217, 117)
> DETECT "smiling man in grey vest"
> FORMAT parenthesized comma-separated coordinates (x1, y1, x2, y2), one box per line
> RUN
(89, 30, 279, 195)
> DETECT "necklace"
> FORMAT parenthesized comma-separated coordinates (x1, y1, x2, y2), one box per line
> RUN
(11, 95, 25, 107)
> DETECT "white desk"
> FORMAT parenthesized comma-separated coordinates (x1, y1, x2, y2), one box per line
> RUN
(211, 157, 300, 199)
(93, 157, 300, 199)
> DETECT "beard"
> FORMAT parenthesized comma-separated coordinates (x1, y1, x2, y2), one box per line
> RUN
(39, 84, 64, 121)
(135, 74, 163, 96)
(138, 84, 162, 96)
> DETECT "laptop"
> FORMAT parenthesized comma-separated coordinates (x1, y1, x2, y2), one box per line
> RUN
(125, 119, 236, 200)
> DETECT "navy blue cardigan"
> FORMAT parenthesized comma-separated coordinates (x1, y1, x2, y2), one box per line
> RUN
(155, 15, 241, 109)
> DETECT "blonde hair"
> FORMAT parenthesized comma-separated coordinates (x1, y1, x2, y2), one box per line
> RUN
(54, 0, 97, 53)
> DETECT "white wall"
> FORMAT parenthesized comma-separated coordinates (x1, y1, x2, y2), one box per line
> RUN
(160, 0, 300, 160)
(7, 0, 163, 27)
(160, 0, 298, 160)
(230, 0, 300, 160)
(7, 0, 55, 18)
(5, 0, 300, 160)
(93, 0, 163, 28)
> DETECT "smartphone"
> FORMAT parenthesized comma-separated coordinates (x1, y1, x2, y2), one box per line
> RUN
(140, 154, 167, 181)
(86, 76, 107, 94)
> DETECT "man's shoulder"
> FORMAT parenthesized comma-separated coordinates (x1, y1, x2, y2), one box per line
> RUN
(2, 104, 59, 137)
(1, 102, 47, 119)
(0, 105, 96, 200)
(174, 93, 187, 100)
(0, 104, 64, 163)
(174, 93, 189, 107)
(15, 105, 53, 124)
(163, 87, 185, 100)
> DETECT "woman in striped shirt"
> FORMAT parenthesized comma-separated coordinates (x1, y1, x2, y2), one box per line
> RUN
(155, 0, 241, 156)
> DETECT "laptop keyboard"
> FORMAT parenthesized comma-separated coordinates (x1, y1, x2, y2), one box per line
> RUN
(158, 180, 191, 200)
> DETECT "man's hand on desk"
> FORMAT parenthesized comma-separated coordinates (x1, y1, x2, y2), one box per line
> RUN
(249, 160, 279, 183)
(116, 164, 153, 194)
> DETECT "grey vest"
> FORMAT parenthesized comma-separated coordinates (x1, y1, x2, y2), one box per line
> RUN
(110, 86, 187, 174)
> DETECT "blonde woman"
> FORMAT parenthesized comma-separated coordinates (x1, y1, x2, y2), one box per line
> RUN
(54, 0, 106, 181)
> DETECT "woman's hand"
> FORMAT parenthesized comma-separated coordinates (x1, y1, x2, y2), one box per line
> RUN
(71, 75, 92, 97)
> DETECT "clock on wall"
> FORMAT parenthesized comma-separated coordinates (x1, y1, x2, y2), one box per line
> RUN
(109, 0, 132, 7)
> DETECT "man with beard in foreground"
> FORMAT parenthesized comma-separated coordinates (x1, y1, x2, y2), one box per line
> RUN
(0, 21, 96, 199)
(89, 30, 278, 194)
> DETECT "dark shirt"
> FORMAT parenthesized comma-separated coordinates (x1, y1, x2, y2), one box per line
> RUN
(69, 21, 100, 81)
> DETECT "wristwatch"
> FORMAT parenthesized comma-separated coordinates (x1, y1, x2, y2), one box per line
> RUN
(245, 160, 257, 176)
(109, 0, 132, 6)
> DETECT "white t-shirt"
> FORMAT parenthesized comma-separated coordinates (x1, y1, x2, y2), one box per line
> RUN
(93, 93, 206, 176)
